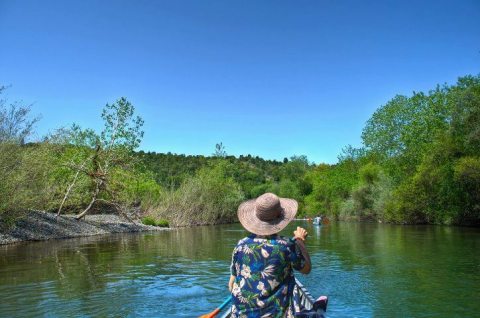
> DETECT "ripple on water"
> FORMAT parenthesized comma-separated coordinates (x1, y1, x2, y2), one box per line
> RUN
(301, 252, 376, 318)
(0, 223, 479, 317)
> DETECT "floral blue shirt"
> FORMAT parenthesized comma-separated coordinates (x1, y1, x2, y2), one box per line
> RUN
(229, 234, 305, 318)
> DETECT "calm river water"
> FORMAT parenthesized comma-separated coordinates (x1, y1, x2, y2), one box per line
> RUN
(0, 222, 479, 317)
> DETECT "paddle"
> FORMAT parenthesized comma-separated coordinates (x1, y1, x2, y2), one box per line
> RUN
(199, 295, 232, 318)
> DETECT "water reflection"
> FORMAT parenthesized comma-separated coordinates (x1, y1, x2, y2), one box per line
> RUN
(0, 223, 479, 317)
(306, 223, 480, 318)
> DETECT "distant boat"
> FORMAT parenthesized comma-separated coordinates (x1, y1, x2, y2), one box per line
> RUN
(312, 217, 322, 225)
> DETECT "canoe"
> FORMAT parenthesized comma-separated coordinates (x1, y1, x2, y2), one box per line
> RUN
(310, 215, 322, 225)
(218, 278, 327, 318)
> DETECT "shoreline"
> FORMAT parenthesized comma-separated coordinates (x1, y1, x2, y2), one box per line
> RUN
(0, 210, 167, 245)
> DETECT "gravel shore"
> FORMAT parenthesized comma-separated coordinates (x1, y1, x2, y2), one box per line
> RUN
(0, 210, 166, 245)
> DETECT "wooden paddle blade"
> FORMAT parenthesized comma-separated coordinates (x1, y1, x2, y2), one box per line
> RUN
(199, 308, 219, 318)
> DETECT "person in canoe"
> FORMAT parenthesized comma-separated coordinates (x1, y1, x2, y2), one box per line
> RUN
(228, 193, 312, 318)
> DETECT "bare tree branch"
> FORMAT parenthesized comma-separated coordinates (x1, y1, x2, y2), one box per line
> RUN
(75, 181, 101, 220)
(57, 169, 81, 216)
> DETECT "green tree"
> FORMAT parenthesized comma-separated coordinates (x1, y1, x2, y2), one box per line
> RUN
(371, 75, 480, 225)
(453, 156, 480, 224)
(0, 86, 40, 143)
(0, 88, 48, 221)
(57, 98, 145, 219)
(304, 159, 359, 218)
(362, 86, 453, 182)
(341, 162, 393, 221)
(213, 142, 227, 158)
(450, 75, 480, 155)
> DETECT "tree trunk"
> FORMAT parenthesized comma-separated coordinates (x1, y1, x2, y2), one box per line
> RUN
(76, 182, 100, 220)
(57, 169, 81, 216)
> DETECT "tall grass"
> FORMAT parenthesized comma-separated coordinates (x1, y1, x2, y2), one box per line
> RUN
(146, 161, 245, 227)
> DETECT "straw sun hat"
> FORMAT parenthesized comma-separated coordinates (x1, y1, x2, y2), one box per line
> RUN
(237, 193, 298, 236)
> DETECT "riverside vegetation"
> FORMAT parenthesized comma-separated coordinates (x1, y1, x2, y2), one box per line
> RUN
(1, 74, 479, 228)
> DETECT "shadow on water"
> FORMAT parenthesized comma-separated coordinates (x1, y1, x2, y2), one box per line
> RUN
(0, 222, 479, 317)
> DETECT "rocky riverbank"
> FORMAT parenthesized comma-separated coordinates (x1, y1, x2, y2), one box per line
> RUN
(0, 210, 166, 245)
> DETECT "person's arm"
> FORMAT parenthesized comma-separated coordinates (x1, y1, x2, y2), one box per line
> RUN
(294, 238, 311, 274)
(228, 275, 235, 291)
(293, 227, 312, 274)
(229, 244, 239, 291)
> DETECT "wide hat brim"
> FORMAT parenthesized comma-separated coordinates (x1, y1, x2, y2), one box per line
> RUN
(237, 197, 298, 236)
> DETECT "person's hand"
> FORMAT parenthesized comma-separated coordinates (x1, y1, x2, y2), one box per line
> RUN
(293, 227, 308, 241)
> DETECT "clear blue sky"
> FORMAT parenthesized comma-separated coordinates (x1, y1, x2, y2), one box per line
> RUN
(1, 0, 479, 163)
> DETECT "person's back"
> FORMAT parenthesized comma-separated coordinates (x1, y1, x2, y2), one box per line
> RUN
(228, 193, 311, 318)
(230, 234, 305, 317)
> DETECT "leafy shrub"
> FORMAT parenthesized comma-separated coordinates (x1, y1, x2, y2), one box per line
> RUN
(453, 156, 480, 224)
(304, 161, 360, 218)
(156, 219, 169, 227)
(149, 160, 245, 226)
(141, 216, 169, 227)
(141, 216, 157, 226)
(0, 143, 60, 217)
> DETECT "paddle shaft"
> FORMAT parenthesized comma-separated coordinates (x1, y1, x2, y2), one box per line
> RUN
(199, 295, 232, 318)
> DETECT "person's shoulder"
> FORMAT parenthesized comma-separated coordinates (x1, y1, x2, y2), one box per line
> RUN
(233, 236, 249, 254)
(236, 236, 251, 246)
(275, 235, 294, 246)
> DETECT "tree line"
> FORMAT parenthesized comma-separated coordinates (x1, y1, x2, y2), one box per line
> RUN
(1, 75, 479, 227)
(303, 75, 480, 226)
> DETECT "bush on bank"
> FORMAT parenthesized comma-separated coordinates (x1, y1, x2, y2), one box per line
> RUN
(143, 161, 245, 227)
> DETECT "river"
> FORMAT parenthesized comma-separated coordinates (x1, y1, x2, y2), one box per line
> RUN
(0, 222, 479, 317)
